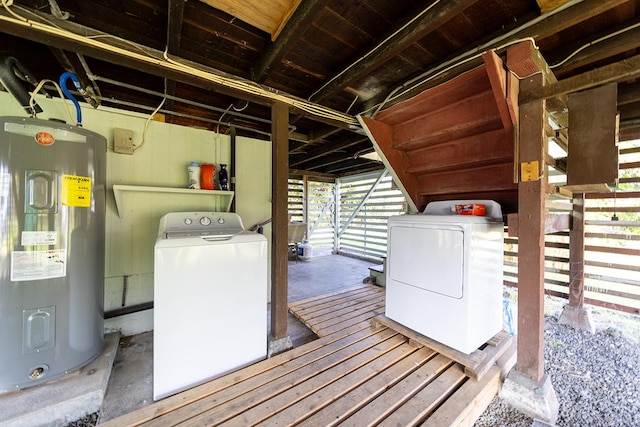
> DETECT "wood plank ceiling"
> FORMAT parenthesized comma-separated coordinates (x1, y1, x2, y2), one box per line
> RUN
(1, 0, 639, 178)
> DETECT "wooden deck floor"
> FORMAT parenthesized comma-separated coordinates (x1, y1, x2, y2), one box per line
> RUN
(102, 285, 513, 426)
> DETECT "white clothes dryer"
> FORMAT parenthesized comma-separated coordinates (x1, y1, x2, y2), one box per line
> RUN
(385, 200, 504, 354)
(153, 212, 267, 400)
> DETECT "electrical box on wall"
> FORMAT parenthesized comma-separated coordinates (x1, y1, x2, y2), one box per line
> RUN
(113, 128, 134, 154)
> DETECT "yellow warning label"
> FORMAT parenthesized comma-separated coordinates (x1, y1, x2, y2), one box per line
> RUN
(61, 175, 92, 207)
(520, 161, 540, 182)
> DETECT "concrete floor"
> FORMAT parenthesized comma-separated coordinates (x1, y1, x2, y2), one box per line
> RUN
(97, 254, 377, 424)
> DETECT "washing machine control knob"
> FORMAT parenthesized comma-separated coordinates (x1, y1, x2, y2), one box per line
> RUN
(184, 218, 192, 225)
(217, 217, 225, 224)
(199, 216, 211, 226)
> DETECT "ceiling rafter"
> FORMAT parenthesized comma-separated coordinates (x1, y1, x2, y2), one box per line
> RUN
(0, 6, 356, 131)
(48, 47, 99, 103)
(520, 53, 640, 105)
(289, 136, 369, 167)
(363, 0, 628, 114)
(547, 17, 640, 76)
(164, 0, 186, 112)
(300, 148, 370, 171)
(619, 81, 640, 106)
(253, 0, 331, 83)
(308, 0, 481, 103)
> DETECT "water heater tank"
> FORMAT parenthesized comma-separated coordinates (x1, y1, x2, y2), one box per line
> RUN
(0, 116, 106, 390)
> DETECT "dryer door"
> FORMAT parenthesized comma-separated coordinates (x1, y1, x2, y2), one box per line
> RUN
(388, 224, 464, 299)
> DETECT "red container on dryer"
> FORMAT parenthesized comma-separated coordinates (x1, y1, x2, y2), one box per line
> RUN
(201, 163, 216, 190)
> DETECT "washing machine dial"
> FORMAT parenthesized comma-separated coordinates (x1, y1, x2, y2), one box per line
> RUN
(184, 218, 192, 225)
(199, 216, 211, 226)
(217, 217, 225, 224)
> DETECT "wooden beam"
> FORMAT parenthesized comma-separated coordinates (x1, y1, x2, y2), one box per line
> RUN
(253, 0, 330, 82)
(366, 0, 624, 112)
(271, 101, 289, 340)
(569, 194, 586, 306)
(620, 124, 640, 141)
(548, 20, 640, 76)
(618, 81, 640, 106)
(289, 136, 369, 167)
(307, 125, 343, 143)
(309, 0, 481, 102)
(164, 0, 186, 112)
(512, 39, 547, 384)
(328, 162, 384, 176)
(620, 102, 640, 124)
(296, 148, 367, 171)
(359, 116, 420, 212)
(520, 53, 640, 105)
(0, 7, 356, 130)
(288, 169, 337, 180)
(483, 49, 517, 140)
(48, 47, 100, 106)
(536, 0, 574, 13)
(507, 212, 570, 237)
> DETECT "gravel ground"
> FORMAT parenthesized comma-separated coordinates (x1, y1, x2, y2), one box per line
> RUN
(474, 292, 640, 427)
(66, 293, 640, 427)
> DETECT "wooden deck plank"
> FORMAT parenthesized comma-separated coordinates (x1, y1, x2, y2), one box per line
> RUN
(290, 284, 381, 307)
(313, 305, 385, 337)
(377, 364, 467, 426)
(230, 338, 415, 426)
(104, 284, 504, 427)
(308, 296, 385, 329)
(294, 292, 384, 322)
(289, 288, 383, 320)
(161, 329, 401, 426)
(464, 334, 514, 381)
(288, 285, 376, 309)
(296, 346, 437, 427)
(373, 314, 487, 370)
(100, 323, 383, 427)
(339, 354, 456, 426)
(422, 365, 502, 427)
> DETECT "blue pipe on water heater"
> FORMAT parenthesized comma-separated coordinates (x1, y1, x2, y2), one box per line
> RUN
(59, 71, 83, 126)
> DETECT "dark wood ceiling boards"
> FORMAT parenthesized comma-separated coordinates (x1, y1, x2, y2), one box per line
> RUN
(1, 0, 640, 178)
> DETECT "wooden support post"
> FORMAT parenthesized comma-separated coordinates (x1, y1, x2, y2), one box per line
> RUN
(569, 194, 585, 307)
(500, 41, 558, 423)
(303, 174, 309, 236)
(558, 193, 595, 333)
(270, 101, 289, 341)
(516, 72, 547, 383)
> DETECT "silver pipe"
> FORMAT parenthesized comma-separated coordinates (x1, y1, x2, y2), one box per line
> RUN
(90, 74, 272, 125)
(96, 95, 274, 137)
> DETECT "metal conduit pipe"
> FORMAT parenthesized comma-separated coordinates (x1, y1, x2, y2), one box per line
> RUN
(73, 93, 275, 137)
(104, 302, 153, 320)
(90, 74, 272, 125)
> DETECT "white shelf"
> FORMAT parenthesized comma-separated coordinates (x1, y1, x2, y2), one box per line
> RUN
(112, 185, 234, 218)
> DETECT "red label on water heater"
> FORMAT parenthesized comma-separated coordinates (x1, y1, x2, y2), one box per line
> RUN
(35, 131, 55, 146)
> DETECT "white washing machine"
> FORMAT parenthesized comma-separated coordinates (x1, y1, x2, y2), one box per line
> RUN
(385, 200, 503, 354)
(153, 212, 267, 400)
